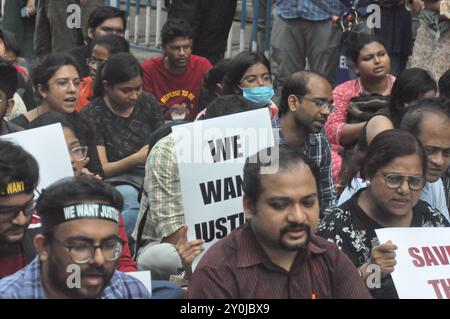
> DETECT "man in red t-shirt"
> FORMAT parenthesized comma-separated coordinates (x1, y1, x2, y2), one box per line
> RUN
(141, 19, 212, 121)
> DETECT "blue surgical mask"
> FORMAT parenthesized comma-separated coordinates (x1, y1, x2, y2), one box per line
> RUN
(241, 86, 274, 106)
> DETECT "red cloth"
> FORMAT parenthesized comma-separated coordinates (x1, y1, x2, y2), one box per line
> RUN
(76, 76, 94, 112)
(0, 252, 26, 279)
(117, 215, 138, 272)
(15, 64, 29, 76)
(141, 55, 212, 121)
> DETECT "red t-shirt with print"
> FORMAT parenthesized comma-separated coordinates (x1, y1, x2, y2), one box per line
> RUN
(141, 55, 212, 121)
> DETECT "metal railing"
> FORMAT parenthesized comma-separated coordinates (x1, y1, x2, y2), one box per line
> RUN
(104, 0, 272, 58)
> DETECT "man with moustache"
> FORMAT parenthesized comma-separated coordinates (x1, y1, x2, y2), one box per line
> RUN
(273, 71, 337, 215)
(141, 19, 212, 121)
(0, 176, 150, 299)
(188, 145, 371, 299)
(0, 140, 39, 279)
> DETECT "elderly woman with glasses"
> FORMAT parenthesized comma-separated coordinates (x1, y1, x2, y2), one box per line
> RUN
(222, 51, 278, 118)
(317, 129, 450, 299)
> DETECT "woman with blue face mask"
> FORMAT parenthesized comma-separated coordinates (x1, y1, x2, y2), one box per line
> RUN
(222, 51, 277, 118)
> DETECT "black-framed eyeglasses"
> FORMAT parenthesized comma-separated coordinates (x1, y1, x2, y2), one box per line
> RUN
(423, 145, 450, 159)
(0, 198, 36, 222)
(52, 237, 125, 264)
(383, 173, 426, 191)
(69, 146, 88, 162)
(293, 95, 335, 113)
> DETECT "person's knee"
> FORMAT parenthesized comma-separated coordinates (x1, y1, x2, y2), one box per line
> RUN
(137, 243, 182, 280)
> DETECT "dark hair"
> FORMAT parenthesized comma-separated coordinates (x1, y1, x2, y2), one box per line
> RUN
(36, 176, 123, 233)
(279, 70, 327, 118)
(0, 139, 39, 195)
(91, 34, 130, 55)
(346, 33, 386, 64)
(400, 97, 450, 136)
(347, 129, 427, 185)
(31, 53, 82, 98)
(0, 57, 18, 99)
(88, 6, 127, 34)
(204, 95, 256, 119)
(438, 69, 450, 99)
(222, 51, 271, 95)
(161, 18, 192, 44)
(92, 52, 142, 98)
(198, 58, 231, 110)
(243, 144, 319, 207)
(1, 29, 20, 57)
(388, 68, 437, 127)
(29, 111, 74, 132)
(28, 111, 103, 177)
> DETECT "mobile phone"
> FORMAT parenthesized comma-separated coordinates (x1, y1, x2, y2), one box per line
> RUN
(21, 7, 27, 18)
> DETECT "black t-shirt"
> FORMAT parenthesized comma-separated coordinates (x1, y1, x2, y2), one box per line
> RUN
(82, 92, 164, 164)
(317, 188, 450, 299)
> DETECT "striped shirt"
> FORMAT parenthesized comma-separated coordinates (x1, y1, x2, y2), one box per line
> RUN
(188, 223, 372, 299)
(0, 257, 151, 299)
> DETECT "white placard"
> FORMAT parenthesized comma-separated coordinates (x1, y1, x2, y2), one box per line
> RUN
(172, 108, 275, 269)
(1, 123, 74, 192)
(375, 227, 450, 299)
(127, 271, 152, 296)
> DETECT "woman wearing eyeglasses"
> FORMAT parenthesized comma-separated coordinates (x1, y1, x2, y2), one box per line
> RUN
(324, 34, 395, 186)
(11, 53, 83, 129)
(76, 34, 130, 112)
(222, 51, 278, 119)
(317, 129, 450, 299)
(11, 52, 104, 178)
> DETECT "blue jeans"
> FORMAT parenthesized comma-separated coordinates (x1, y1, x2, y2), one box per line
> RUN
(151, 280, 185, 299)
(115, 184, 140, 240)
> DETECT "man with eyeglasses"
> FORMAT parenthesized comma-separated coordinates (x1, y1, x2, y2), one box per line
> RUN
(0, 139, 39, 279)
(339, 98, 450, 221)
(273, 70, 337, 216)
(142, 19, 212, 121)
(401, 98, 450, 218)
(69, 6, 127, 78)
(0, 176, 151, 299)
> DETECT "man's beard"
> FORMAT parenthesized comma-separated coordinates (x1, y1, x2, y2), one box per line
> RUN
(278, 223, 311, 251)
(0, 225, 27, 245)
(47, 255, 114, 299)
